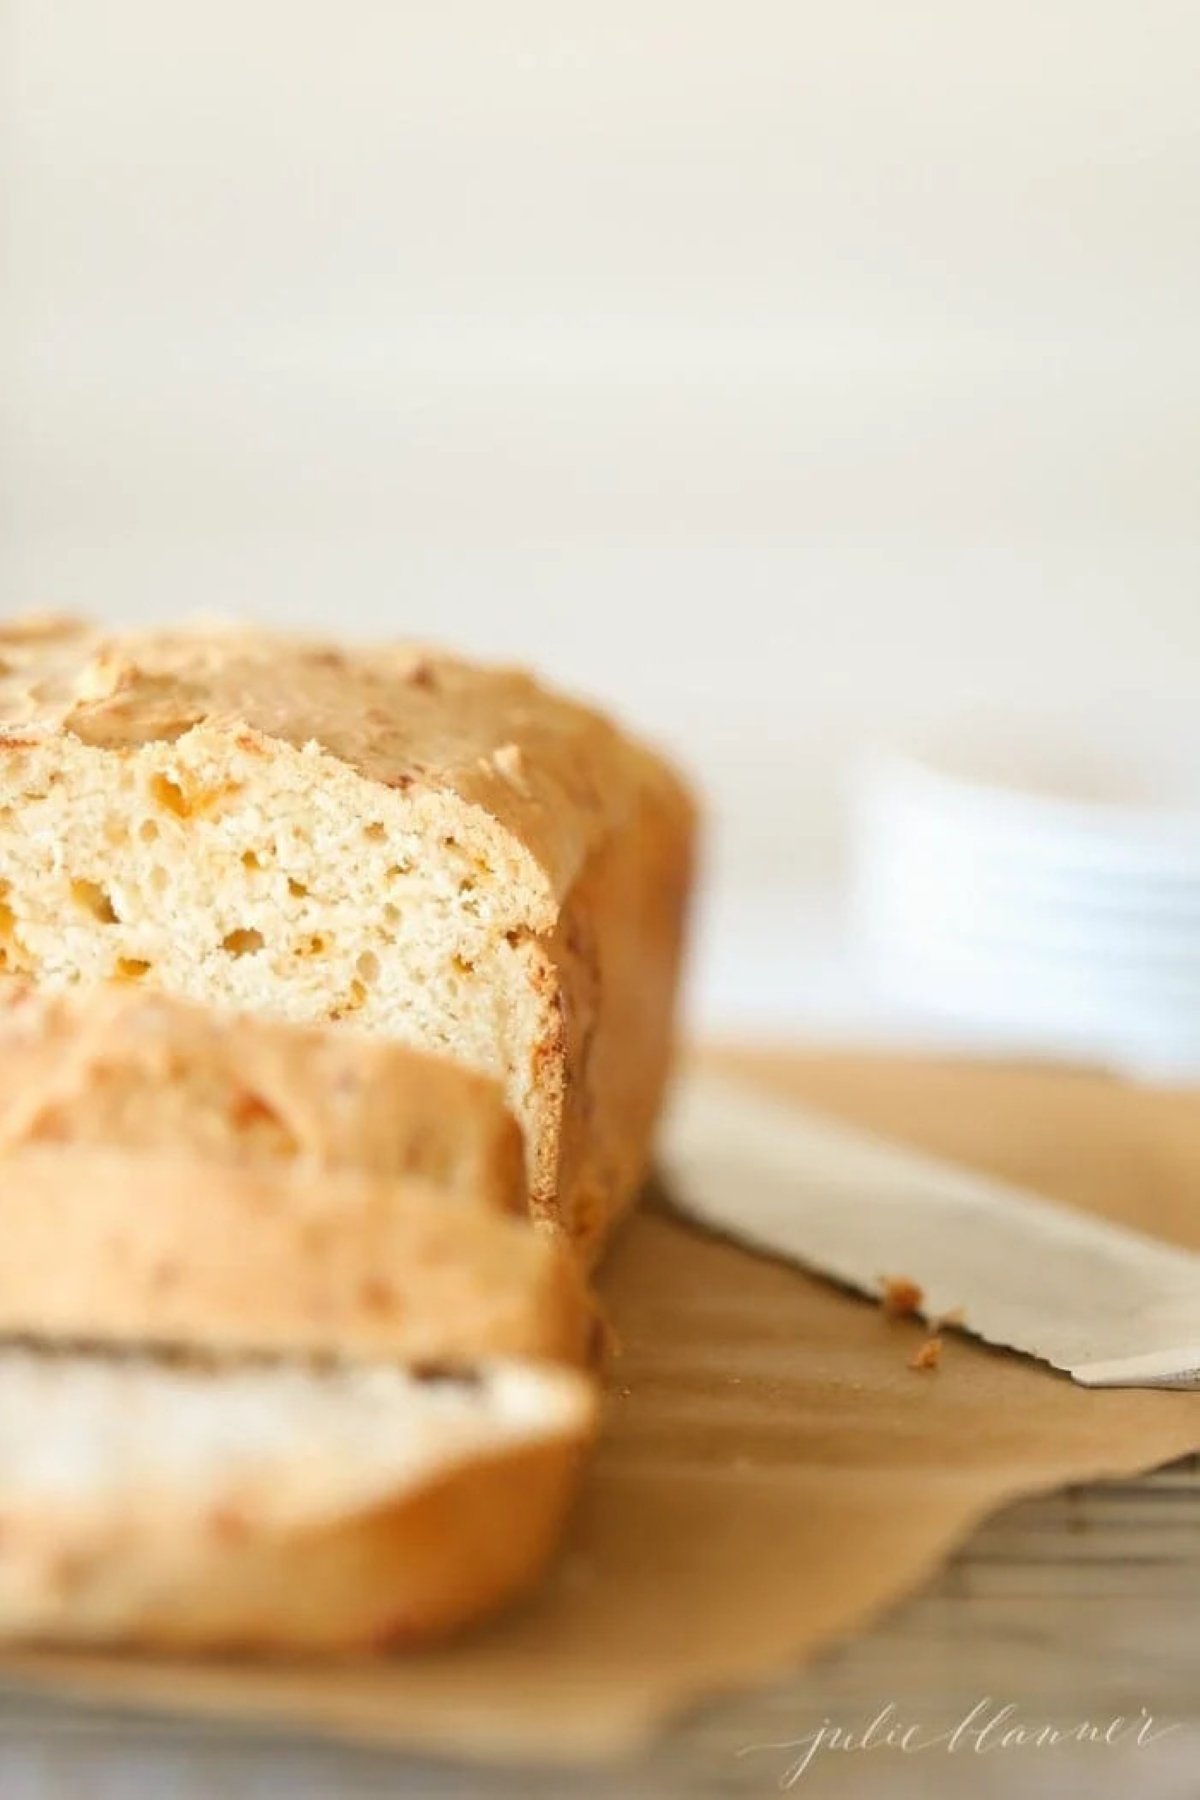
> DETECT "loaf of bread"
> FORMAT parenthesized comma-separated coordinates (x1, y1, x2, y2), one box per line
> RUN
(0, 986, 594, 1366)
(0, 616, 695, 1260)
(0, 1348, 595, 1649)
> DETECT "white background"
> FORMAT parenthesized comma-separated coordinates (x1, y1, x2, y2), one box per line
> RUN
(4, 2, 1200, 1034)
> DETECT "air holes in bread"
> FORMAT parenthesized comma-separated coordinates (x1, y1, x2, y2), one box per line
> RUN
(333, 979, 368, 1018)
(71, 880, 118, 924)
(151, 774, 189, 818)
(220, 929, 264, 957)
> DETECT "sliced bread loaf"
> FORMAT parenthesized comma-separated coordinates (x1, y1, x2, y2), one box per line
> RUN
(0, 616, 695, 1260)
(0, 1348, 595, 1649)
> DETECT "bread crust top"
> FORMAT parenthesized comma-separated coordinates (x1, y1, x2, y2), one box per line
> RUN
(0, 615, 694, 925)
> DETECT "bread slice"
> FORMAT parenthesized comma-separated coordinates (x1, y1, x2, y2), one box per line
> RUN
(0, 982, 525, 1210)
(0, 616, 695, 1260)
(0, 982, 594, 1363)
(0, 1347, 595, 1649)
(0, 1145, 594, 1364)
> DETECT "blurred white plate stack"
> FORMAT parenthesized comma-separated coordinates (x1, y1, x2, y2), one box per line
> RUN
(853, 732, 1200, 1080)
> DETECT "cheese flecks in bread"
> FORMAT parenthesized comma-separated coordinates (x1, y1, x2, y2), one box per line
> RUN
(0, 983, 526, 1211)
(0, 618, 695, 1259)
(0, 1349, 595, 1649)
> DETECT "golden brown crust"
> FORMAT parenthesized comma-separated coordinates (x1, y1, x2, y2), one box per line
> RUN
(0, 983, 526, 1211)
(539, 753, 697, 1262)
(0, 617, 675, 913)
(0, 1145, 595, 1365)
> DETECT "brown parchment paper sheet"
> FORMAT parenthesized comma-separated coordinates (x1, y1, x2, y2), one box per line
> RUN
(5, 1047, 1200, 1763)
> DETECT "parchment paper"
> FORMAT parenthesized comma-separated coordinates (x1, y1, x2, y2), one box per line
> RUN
(4, 1048, 1200, 1763)
(663, 1069, 1200, 1385)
